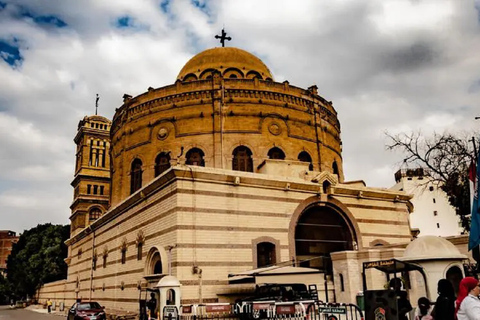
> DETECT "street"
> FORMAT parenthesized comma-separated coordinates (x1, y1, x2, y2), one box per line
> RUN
(0, 305, 62, 319)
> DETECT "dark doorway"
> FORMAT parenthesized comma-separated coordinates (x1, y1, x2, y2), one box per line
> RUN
(295, 205, 354, 274)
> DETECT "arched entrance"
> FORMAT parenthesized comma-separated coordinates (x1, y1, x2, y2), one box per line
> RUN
(295, 204, 356, 274)
(446, 265, 463, 296)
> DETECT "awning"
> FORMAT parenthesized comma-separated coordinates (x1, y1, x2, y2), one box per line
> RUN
(228, 266, 322, 284)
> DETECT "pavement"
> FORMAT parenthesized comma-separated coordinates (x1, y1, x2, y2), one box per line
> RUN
(24, 304, 137, 319)
(25, 304, 65, 316)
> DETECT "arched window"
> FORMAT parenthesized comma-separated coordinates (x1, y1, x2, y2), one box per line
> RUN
(155, 152, 171, 177)
(333, 161, 339, 176)
(268, 147, 285, 160)
(89, 208, 101, 221)
(153, 252, 163, 274)
(186, 148, 205, 166)
(298, 151, 313, 171)
(130, 158, 143, 194)
(257, 242, 276, 268)
(295, 206, 354, 274)
(102, 248, 108, 268)
(167, 289, 175, 305)
(323, 180, 330, 194)
(121, 243, 127, 264)
(233, 146, 253, 172)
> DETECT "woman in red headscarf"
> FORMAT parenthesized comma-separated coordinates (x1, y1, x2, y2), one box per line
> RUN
(456, 277, 480, 320)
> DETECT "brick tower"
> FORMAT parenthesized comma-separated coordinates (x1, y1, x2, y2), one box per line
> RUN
(70, 115, 112, 236)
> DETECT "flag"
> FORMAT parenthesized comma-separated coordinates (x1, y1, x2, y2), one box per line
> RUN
(469, 160, 476, 211)
(469, 147, 480, 251)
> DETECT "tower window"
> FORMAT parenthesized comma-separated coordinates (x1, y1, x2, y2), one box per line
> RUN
(233, 146, 253, 172)
(93, 185, 98, 195)
(100, 186, 104, 195)
(332, 160, 339, 175)
(186, 148, 205, 166)
(429, 186, 434, 191)
(433, 211, 438, 216)
(437, 223, 440, 228)
(102, 142, 106, 167)
(87, 184, 91, 194)
(433, 198, 436, 203)
(89, 208, 101, 221)
(268, 147, 285, 160)
(155, 152, 171, 177)
(130, 158, 143, 194)
(89, 139, 93, 166)
(103, 254, 107, 268)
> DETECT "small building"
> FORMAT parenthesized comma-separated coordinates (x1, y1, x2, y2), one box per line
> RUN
(0, 230, 19, 275)
(391, 168, 463, 237)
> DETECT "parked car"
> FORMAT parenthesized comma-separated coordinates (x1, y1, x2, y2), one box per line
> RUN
(67, 302, 106, 320)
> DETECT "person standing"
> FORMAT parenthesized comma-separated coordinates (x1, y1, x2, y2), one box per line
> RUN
(431, 279, 455, 320)
(415, 297, 433, 320)
(147, 292, 157, 320)
(456, 277, 480, 320)
(47, 299, 52, 313)
(389, 278, 412, 320)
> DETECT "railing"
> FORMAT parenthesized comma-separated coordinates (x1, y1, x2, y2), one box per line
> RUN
(175, 300, 363, 320)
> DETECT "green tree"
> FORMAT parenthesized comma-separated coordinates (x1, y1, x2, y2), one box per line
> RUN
(0, 273, 13, 304)
(7, 224, 70, 299)
(386, 131, 478, 231)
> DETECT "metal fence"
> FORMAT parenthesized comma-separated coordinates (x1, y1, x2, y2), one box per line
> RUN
(176, 300, 363, 320)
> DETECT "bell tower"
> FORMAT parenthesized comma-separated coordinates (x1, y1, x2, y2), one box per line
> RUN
(70, 115, 112, 236)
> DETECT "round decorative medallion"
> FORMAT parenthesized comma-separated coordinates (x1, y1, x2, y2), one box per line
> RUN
(158, 127, 169, 140)
(268, 123, 282, 136)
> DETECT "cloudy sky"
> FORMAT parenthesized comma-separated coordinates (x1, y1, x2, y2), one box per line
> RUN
(1, 0, 479, 234)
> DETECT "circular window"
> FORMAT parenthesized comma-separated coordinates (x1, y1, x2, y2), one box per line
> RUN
(158, 127, 169, 140)
(268, 123, 282, 136)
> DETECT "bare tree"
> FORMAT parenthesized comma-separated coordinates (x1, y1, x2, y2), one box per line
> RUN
(386, 131, 478, 231)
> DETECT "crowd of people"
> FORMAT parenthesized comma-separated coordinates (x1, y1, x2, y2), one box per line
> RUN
(407, 277, 480, 320)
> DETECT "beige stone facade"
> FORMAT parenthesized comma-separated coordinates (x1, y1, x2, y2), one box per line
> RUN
(38, 47, 421, 313)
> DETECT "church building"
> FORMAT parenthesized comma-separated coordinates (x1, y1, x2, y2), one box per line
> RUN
(38, 44, 415, 312)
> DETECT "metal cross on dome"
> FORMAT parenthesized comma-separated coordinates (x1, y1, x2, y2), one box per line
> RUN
(215, 29, 231, 47)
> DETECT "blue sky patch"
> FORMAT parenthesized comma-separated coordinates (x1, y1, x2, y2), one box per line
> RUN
(160, 0, 170, 14)
(13, 4, 67, 28)
(34, 15, 67, 28)
(115, 16, 149, 31)
(117, 16, 133, 28)
(191, 0, 210, 14)
(0, 39, 23, 67)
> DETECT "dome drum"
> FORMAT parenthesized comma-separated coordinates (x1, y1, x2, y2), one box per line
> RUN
(110, 47, 344, 205)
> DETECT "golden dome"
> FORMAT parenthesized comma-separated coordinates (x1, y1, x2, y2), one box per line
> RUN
(177, 47, 273, 81)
